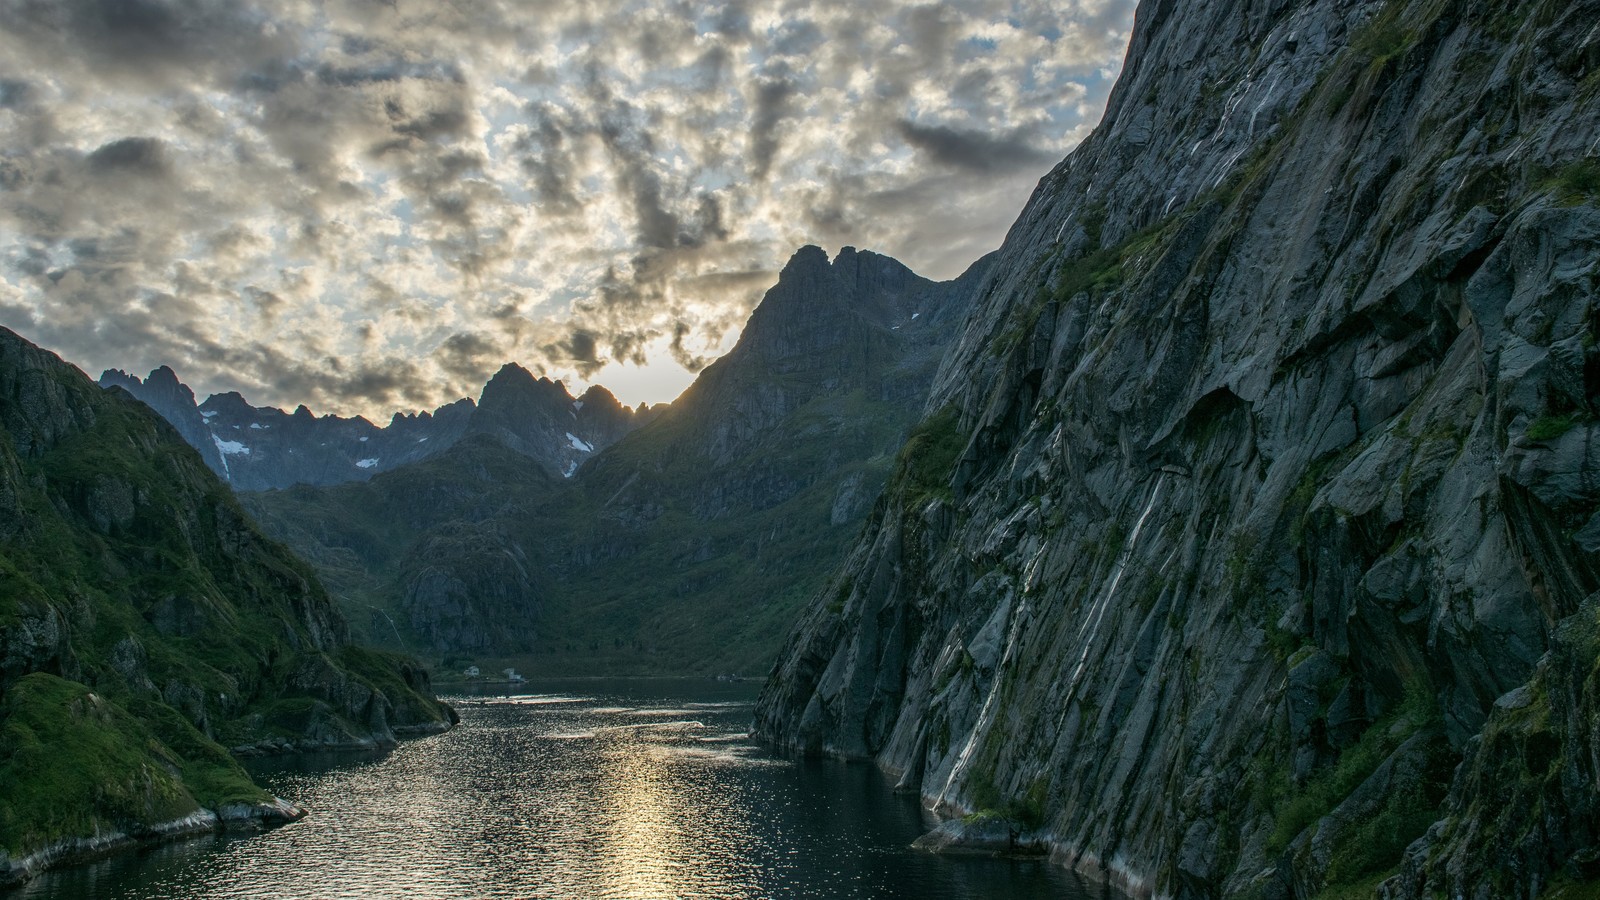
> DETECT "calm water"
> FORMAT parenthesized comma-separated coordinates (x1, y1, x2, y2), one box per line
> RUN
(13, 679, 1117, 899)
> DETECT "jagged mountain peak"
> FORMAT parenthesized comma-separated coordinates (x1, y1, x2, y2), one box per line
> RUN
(199, 391, 255, 417)
(99, 367, 138, 387)
(755, 245, 929, 339)
(779, 243, 831, 274)
(145, 364, 183, 387)
(577, 383, 620, 407)
(486, 360, 536, 385)
(107, 358, 648, 490)
(97, 363, 223, 474)
(478, 362, 573, 409)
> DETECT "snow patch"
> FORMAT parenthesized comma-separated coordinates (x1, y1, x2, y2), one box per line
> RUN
(563, 460, 578, 478)
(359, 436, 369, 442)
(911, 312, 921, 320)
(566, 432, 594, 452)
(356, 458, 379, 469)
(213, 437, 250, 456)
(417, 437, 429, 442)
(200, 410, 217, 419)
(249, 423, 263, 429)
(573, 400, 585, 411)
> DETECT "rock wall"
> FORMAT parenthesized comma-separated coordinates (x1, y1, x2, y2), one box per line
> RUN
(756, 0, 1600, 896)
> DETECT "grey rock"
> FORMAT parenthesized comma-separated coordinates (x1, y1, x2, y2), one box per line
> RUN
(757, 0, 1600, 896)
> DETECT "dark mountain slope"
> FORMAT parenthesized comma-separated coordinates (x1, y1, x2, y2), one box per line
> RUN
(755, 0, 1600, 897)
(245, 246, 984, 674)
(0, 326, 454, 887)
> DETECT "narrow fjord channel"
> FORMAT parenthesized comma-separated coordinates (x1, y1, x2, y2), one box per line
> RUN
(13, 679, 1115, 899)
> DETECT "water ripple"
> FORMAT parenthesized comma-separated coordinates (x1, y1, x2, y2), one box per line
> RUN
(16, 679, 1118, 900)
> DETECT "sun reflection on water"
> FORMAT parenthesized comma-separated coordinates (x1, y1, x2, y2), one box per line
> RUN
(14, 681, 1112, 900)
(601, 732, 687, 899)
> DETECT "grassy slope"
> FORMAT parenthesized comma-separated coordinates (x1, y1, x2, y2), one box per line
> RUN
(0, 330, 451, 863)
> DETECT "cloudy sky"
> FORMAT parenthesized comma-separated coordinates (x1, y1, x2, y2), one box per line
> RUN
(0, 0, 1135, 418)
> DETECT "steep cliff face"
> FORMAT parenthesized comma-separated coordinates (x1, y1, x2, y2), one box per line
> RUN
(0, 327, 455, 885)
(539, 246, 981, 672)
(757, 0, 1600, 897)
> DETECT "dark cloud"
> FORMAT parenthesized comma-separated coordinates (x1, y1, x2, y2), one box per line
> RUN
(245, 286, 285, 324)
(434, 331, 502, 381)
(0, 79, 35, 109)
(896, 120, 1056, 173)
(902, 4, 960, 59)
(750, 76, 797, 181)
(85, 137, 170, 178)
(1, 0, 296, 88)
(515, 103, 581, 213)
(669, 319, 713, 373)
(544, 328, 603, 375)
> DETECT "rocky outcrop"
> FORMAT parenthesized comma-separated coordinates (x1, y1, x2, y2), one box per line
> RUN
(757, 0, 1600, 897)
(100, 366, 227, 474)
(1, 326, 455, 886)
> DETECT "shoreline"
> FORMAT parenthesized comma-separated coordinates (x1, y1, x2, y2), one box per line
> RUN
(760, 736, 1153, 900)
(436, 673, 763, 688)
(229, 718, 454, 757)
(0, 798, 305, 890)
(3, 721, 455, 891)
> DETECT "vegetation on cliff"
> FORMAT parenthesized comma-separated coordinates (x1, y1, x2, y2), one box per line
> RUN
(0, 326, 453, 881)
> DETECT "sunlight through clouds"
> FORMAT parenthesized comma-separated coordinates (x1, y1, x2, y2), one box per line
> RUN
(0, 0, 1135, 416)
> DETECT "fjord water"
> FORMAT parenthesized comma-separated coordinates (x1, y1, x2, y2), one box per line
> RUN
(14, 679, 1115, 899)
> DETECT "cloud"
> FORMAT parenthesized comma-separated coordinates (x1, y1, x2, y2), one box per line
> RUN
(85, 137, 171, 178)
(0, 0, 1138, 417)
(895, 120, 1055, 173)
(749, 75, 797, 181)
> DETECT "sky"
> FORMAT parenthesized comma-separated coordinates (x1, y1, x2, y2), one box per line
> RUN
(0, 0, 1136, 419)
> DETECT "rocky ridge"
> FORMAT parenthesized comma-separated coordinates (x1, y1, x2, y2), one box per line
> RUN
(101, 363, 654, 492)
(756, 0, 1600, 897)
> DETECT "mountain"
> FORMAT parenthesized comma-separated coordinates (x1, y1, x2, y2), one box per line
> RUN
(0, 326, 455, 887)
(99, 365, 655, 492)
(242, 245, 983, 674)
(465, 364, 643, 477)
(99, 366, 227, 475)
(755, 0, 1600, 897)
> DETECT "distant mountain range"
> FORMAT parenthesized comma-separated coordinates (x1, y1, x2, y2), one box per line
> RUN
(100, 363, 659, 492)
